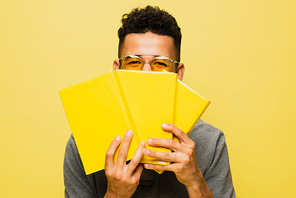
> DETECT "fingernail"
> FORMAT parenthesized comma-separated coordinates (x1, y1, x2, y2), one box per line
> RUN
(144, 164, 150, 168)
(144, 149, 150, 155)
(115, 136, 121, 141)
(147, 139, 153, 144)
(126, 130, 133, 136)
(162, 123, 168, 128)
(162, 123, 172, 130)
(141, 141, 146, 146)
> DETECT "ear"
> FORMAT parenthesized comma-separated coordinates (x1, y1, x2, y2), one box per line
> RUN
(176, 63, 185, 81)
(113, 59, 120, 70)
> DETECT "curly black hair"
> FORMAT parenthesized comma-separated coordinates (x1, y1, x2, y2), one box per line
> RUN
(118, 6, 182, 61)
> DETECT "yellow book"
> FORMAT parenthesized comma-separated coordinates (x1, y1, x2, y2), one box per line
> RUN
(173, 79, 211, 142)
(60, 71, 135, 174)
(59, 70, 177, 175)
(114, 70, 176, 165)
(60, 70, 210, 175)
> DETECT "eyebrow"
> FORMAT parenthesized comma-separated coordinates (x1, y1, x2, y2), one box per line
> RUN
(125, 54, 172, 59)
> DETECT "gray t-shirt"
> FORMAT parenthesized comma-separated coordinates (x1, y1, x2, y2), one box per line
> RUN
(64, 120, 235, 197)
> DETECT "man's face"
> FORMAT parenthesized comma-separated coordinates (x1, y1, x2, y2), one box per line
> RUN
(113, 32, 184, 80)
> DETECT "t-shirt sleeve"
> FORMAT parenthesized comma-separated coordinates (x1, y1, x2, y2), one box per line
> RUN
(189, 120, 235, 198)
(64, 135, 98, 198)
(203, 132, 235, 198)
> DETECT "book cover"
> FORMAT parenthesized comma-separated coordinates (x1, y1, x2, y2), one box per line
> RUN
(59, 71, 137, 174)
(59, 70, 177, 174)
(59, 70, 210, 175)
(114, 70, 176, 165)
(173, 79, 211, 142)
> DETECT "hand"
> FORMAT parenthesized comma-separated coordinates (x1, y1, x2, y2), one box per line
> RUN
(104, 130, 146, 198)
(143, 123, 213, 198)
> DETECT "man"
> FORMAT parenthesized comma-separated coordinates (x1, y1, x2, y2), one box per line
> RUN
(64, 6, 235, 198)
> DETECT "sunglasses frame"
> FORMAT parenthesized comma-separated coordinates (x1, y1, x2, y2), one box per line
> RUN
(119, 54, 179, 72)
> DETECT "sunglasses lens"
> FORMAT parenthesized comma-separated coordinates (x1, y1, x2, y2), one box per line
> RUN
(121, 56, 143, 70)
(151, 57, 172, 72)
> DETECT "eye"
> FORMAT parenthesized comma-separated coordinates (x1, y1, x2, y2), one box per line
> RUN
(125, 59, 142, 65)
(127, 60, 139, 64)
(153, 61, 169, 67)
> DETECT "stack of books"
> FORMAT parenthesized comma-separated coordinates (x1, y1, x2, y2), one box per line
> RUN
(59, 70, 210, 175)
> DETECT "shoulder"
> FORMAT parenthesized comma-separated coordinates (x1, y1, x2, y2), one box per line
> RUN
(189, 120, 235, 197)
(64, 135, 98, 197)
(64, 134, 85, 176)
(65, 134, 80, 164)
(64, 134, 95, 179)
(188, 120, 226, 174)
(189, 119, 225, 151)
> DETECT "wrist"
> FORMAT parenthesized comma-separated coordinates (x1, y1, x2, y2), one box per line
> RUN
(104, 189, 132, 198)
(186, 182, 213, 198)
(104, 190, 117, 198)
(185, 174, 213, 198)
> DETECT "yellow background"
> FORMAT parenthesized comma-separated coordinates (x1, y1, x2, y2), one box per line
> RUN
(1, 0, 295, 197)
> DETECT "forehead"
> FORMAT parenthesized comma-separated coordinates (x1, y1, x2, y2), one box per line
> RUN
(121, 32, 176, 59)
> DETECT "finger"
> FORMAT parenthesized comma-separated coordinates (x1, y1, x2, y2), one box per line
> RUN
(143, 148, 183, 163)
(146, 137, 184, 152)
(105, 136, 122, 169)
(144, 163, 183, 173)
(127, 141, 146, 175)
(132, 163, 144, 180)
(143, 163, 173, 172)
(116, 130, 133, 169)
(162, 123, 193, 145)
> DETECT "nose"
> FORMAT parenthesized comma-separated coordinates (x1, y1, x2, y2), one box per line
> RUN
(142, 61, 152, 71)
